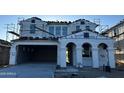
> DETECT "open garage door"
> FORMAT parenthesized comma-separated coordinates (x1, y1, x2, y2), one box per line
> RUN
(16, 45, 57, 64)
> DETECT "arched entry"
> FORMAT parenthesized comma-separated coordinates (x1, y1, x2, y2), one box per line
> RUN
(82, 43, 92, 66)
(66, 42, 76, 66)
(98, 43, 109, 66)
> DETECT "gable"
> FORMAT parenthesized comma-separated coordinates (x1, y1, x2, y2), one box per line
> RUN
(61, 30, 111, 39)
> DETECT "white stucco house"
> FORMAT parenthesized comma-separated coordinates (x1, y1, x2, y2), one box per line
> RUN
(9, 17, 116, 68)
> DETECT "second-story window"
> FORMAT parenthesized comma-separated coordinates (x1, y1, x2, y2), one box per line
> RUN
(84, 32, 89, 38)
(86, 26, 90, 30)
(30, 24, 35, 34)
(49, 26, 54, 35)
(62, 27, 68, 36)
(56, 26, 61, 36)
(81, 21, 85, 25)
(76, 26, 80, 31)
(31, 19, 35, 23)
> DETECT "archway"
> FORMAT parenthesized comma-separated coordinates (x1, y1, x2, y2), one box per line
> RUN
(82, 43, 92, 67)
(66, 42, 76, 66)
(98, 43, 109, 66)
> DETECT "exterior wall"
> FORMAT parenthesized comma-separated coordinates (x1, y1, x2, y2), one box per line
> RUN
(68, 20, 97, 34)
(20, 18, 47, 38)
(59, 31, 115, 68)
(82, 57, 92, 66)
(103, 21, 124, 64)
(0, 45, 10, 65)
(19, 17, 98, 38)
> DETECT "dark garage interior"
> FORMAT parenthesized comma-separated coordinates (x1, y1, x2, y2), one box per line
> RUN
(16, 45, 57, 64)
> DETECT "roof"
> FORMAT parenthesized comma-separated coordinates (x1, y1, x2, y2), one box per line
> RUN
(60, 29, 99, 38)
(73, 19, 99, 26)
(102, 19, 124, 33)
(0, 39, 11, 47)
(19, 17, 98, 26)
(46, 21, 71, 25)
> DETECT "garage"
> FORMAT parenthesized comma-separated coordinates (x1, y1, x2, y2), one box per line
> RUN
(16, 45, 57, 64)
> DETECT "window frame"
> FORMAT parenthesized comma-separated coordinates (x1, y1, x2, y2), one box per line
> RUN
(76, 25, 80, 31)
(55, 26, 61, 36)
(49, 26, 54, 35)
(62, 26, 68, 36)
(84, 32, 89, 38)
(30, 24, 35, 34)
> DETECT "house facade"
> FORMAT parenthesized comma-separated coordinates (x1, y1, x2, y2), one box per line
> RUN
(9, 17, 115, 68)
(101, 20, 124, 64)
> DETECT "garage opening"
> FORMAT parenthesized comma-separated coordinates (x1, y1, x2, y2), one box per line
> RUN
(16, 45, 57, 64)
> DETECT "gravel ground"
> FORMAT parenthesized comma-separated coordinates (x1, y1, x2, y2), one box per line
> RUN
(1, 63, 124, 78)
(0, 63, 56, 78)
(54, 67, 124, 78)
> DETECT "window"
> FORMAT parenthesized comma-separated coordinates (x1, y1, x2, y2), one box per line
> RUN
(49, 26, 54, 35)
(31, 19, 35, 23)
(81, 21, 85, 25)
(30, 24, 35, 33)
(62, 27, 68, 36)
(84, 32, 89, 38)
(113, 28, 117, 36)
(76, 26, 80, 31)
(86, 26, 90, 30)
(56, 26, 61, 36)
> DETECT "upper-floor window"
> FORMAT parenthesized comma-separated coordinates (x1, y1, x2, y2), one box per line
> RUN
(76, 26, 80, 31)
(49, 26, 54, 35)
(84, 32, 89, 38)
(86, 26, 90, 30)
(30, 24, 35, 34)
(81, 21, 85, 25)
(31, 19, 35, 23)
(62, 27, 68, 36)
(56, 26, 61, 36)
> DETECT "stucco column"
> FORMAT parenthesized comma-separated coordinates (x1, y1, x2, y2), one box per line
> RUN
(76, 46, 83, 67)
(108, 48, 115, 68)
(57, 45, 60, 66)
(9, 45, 17, 65)
(92, 47, 99, 68)
(59, 47, 66, 68)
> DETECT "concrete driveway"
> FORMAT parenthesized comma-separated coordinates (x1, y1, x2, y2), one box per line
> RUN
(0, 63, 56, 78)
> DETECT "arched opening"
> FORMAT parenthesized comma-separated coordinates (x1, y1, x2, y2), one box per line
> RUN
(98, 43, 109, 66)
(82, 43, 92, 67)
(66, 42, 76, 66)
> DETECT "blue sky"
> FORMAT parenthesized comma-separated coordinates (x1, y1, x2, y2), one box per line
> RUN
(0, 15, 124, 40)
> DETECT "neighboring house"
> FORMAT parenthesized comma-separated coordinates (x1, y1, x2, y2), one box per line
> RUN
(0, 39, 11, 65)
(9, 17, 115, 68)
(101, 20, 124, 64)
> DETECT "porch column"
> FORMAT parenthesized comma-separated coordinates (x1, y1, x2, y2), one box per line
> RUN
(76, 46, 83, 67)
(57, 45, 60, 66)
(9, 45, 17, 65)
(92, 47, 99, 68)
(59, 47, 66, 68)
(108, 48, 115, 68)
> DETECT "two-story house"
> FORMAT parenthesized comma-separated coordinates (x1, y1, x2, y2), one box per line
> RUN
(9, 17, 115, 68)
